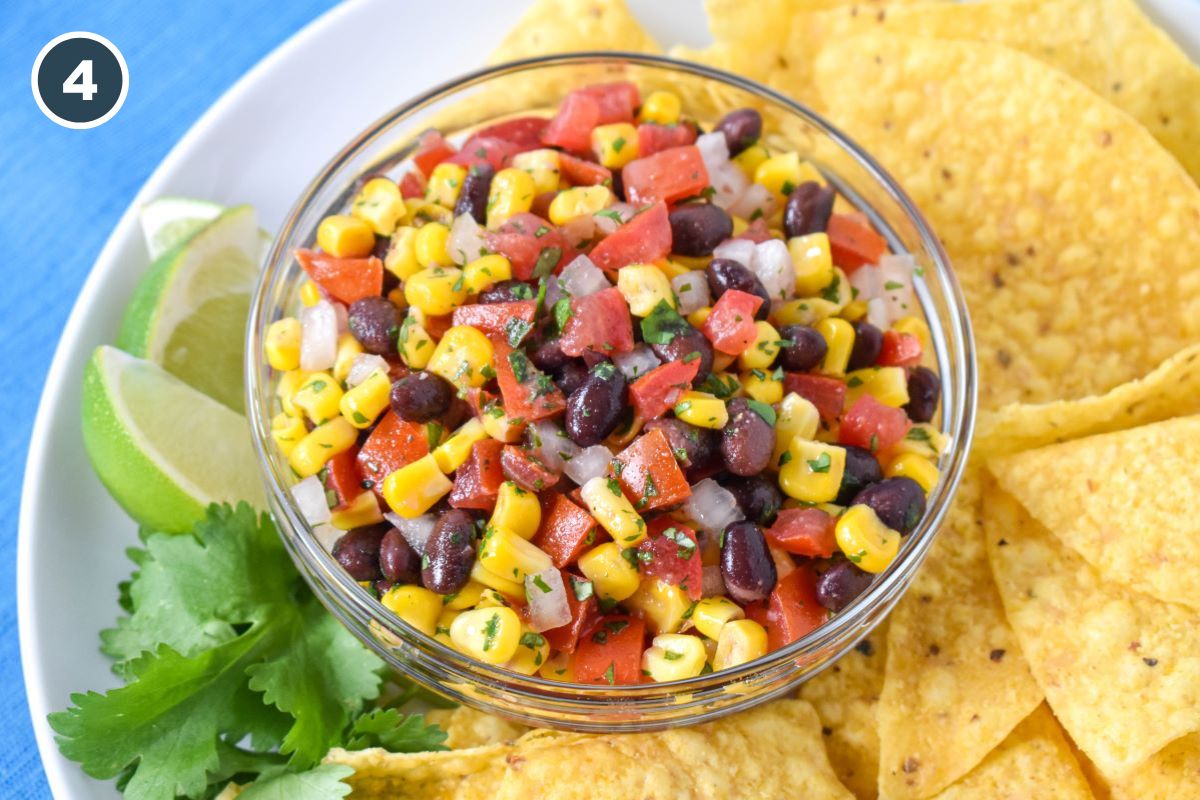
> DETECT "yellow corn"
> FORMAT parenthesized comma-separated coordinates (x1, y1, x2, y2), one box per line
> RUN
(886, 453, 940, 493)
(414, 221, 454, 268)
(580, 476, 647, 547)
(426, 325, 494, 390)
(397, 316, 435, 369)
(549, 185, 614, 226)
(741, 368, 783, 404)
(687, 306, 712, 328)
(351, 177, 405, 236)
(385, 226, 422, 280)
(789, 233, 834, 296)
(617, 264, 674, 317)
(434, 608, 460, 647)
(486, 167, 535, 229)
(713, 619, 769, 670)
(893, 315, 933, 361)
(276, 369, 308, 416)
(738, 320, 783, 371)
(470, 560, 525, 599)
(841, 299, 869, 322)
(381, 585, 442, 636)
(405, 266, 467, 316)
(382, 454, 453, 518)
(673, 391, 728, 430)
(835, 504, 900, 574)
(638, 90, 681, 125)
(773, 297, 835, 327)
(450, 606, 522, 664)
(642, 633, 706, 682)
(270, 411, 307, 456)
(655, 259, 693, 280)
(778, 439, 846, 503)
(773, 393, 821, 467)
(299, 280, 322, 307)
(265, 318, 301, 371)
(845, 366, 910, 408)
(625, 579, 690, 635)
(292, 372, 344, 425)
(893, 423, 948, 461)
(731, 216, 749, 237)
(317, 214, 375, 258)
(432, 418, 489, 472)
(578, 543, 642, 603)
(512, 148, 561, 195)
(491, 481, 542, 540)
(329, 490, 383, 530)
(691, 597, 744, 640)
(426, 162, 467, 208)
(331, 334, 364, 383)
(591, 122, 639, 169)
(815, 317, 855, 376)
(669, 254, 710, 273)
(463, 254, 512, 294)
(732, 143, 770, 181)
(478, 525, 553, 582)
(475, 588, 512, 609)
(481, 403, 527, 443)
(404, 198, 454, 227)
(443, 580, 487, 611)
(340, 369, 391, 428)
(506, 629, 550, 675)
(539, 650, 575, 682)
(754, 152, 821, 203)
(289, 417, 357, 477)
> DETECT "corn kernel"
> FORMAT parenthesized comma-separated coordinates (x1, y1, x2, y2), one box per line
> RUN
(426, 325, 494, 390)
(507, 629, 550, 675)
(404, 198, 454, 227)
(450, 606, 521, 664)
(773, 297, 837, 327)
(432, 418, 489, 472)
(893, 423, 948, 460)
(578, 542, 641, 602)
(835, 504, 900, 573)
(511, 148, 561, 196)
(331, 333, 364, 383)
(434, 608, 460, 647)
(415, 222, 454, 268)
(491, 481, 542, 540)
(687, 306, 712, 328)
(790, 233, 835, 296)
(617, 264, 674, 317)
(580, 475, 647, 548)
(463, 254, 512, 294)
(846, 366, 910, 408)
(385, 226, 422, 280)
(673, 391, 728, 430)
(549, 185, 614, 226)
(815, 317, 855, 376)
(753, 152, 813, 203)
(330, 490, 383, 530)
(405, 266, 467, 316)
(426, 162, 467, 208)
(443, 580, 487, 611)
(738, 320, 784, 371)
(486, 168, 535, 229)
(317, 214, 375, 258)
(779, 439, 846, 503)
(270, 411, 307, 456)
(475, 588, 512, 609)
(638, 90, 681, 125)
(670, 254, 711, 272)
(480, 402, 527, 443)
(841, 299, 869, 322)
(382, 454, 453, 518)
(292, 372, 344, 425)
(381, 585, 442, 636)
(340, 369, 391, 428)
(625, 579, 691, 635)
(773, 393, 821, 467)
(539, 650, 575, 682)
(471, 560, 526, 599)
(351, 177, 405, 236)
(691, 597, 745, 640)
(742, 368, 784, 404)
(397, 316, 435, 369)
(289, 417, 356, 477)
(478, 525, 553, 582)
(265, 318, 301, 371)
(642, 633, 706, 682)
(276, 369, 308, 416)
(732, 143, 770, 181)
(299, 280, 322, 307)
(656, 259, 693, 280)
(731, 216, 749, 237)
(591, 122, 639, 169)
(713, 619, 769, 670)
(886, 453, 940, 493)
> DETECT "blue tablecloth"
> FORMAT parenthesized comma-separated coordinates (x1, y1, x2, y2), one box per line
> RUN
(1, 2, 336, 795)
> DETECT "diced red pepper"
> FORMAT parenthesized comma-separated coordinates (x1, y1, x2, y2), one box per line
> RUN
(446, 136, 523, 172)
(840, 394, 912, 453)
(413, 130, 457, 178)
(762, 566, 828, 651)
(579, 81, 640, 124)
(559, 287, 635, 357)
(611, 429, 691, 512)
(764, 508, 837, 557)
(542, 91, 601, 153)
(587, 201, 671, 272)
(324, 447, 364, 509)
(295, 249, 383, 306)
(638, 517, 702, 600)
(628, 358, 700, 421)
(783, 373, 847, 424)
(542, 574, 598, 655)
(472, 116, 549, 150)
(573, 615, 646, 685)
(878, 330, 922, 367)
(636, 123, 697, 157)
(621, 146, 709, 206)
(422, 313, 454, 341)
(558, 152, 613, 187)
(702, 289, 763, 355)
(483, 213, 574, 281)
(399, 171, 425, 199)
(827, 213, 888, 272)
(500, 445, 560, 492)
(533, 494, 601, 568)
(492, 340, 566, 422)
(357, 412, 430, 495)
(451, 301, 538, 340)
(449, 439, 505, 511)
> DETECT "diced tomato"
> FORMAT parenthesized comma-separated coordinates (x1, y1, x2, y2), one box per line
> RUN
(492, 340, 566, 422)
(765, 508, 837, 557)
(611, 429, 691, 512)
(542, 574, 598, 655)
(323, 448, 364, 508)
(580, 81, 640, 124)
(500, 445, 560, 492)
(357, 412, 430, 494)
(533, 494, 602, 568)
(422, 313, 454, 341)
(446, 136, 523, 172)
(483, 213, 574, 280)
(588, 202, 671, 272)
(840, 394, 911, 453)
(783, 373, 847, 424)
(827, 213, 888, 272)
(542, 91, 601, 153)
(573, 615, 646, 685)
(399, 171, 425, 199)
(638, 517, 702, 600)
(703, 289, 763, 355)
(636, 123, 697, 157)
(558, 152, 613, 187)
(878, 330, 922, 367)
(762, 566, 828, 651)
(413, 130, 457, 178)
(449, 439, 505, 510)
(295, 249, 383, 305)
(629, 359, 700, 421)
(559, 287, 634, 357)
(451, 301, 538, 340)
(734, 217, 772, 243)
(473, 116, 549, 149)
(621, 146, 709, 206)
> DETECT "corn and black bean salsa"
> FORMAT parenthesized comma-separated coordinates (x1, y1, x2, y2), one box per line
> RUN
(265, 81, 945, 685)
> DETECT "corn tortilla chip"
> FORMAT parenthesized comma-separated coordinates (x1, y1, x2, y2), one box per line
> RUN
(489, 0, 659, 64)
(1110, 732, 1200, 800)
(985, 486, 1200, 779)
(424, 706, 530, 749)
(811, 32, 1200, 409)
(877, 470, 1042, 800)
(990, 414, 1200, 610)
(800, 622, 888, 799)
(324, 743, 510, 799)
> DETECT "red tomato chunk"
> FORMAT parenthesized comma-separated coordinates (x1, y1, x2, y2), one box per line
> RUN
(573, 615, 646, 685)
(357, 412, 429, 495)
(703, 289, 763, 355)
(638, 517, 702, 601)
(764, 508, 837, 557)
(295, 249, 383, 306)
(763, 566, 827, 651)
(451, 301, 538, 341)
(580, 81, 640, 124)
(541, 91, 600, 153)
(840, 394, 912, 453)
(559, 287, 634, 357)
(878, 330, 922, 367)
(483, 213, 574, 281)
(629, 359, 700, 421)
(621, 146, 709, 206)
(533, 494, 601, 568)
(541, 575, 598, 655)
(500, 445, 560, 492)
(782, 373, 847, 425)
(636, 122, 697, 157)
(610, 428, 691, 512)
(587, 201, 671, 272)
(492, 340, 566, 422)
(449, 439, 505, 511)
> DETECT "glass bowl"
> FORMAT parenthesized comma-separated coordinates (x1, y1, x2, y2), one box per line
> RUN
(246, 52, 976, 732)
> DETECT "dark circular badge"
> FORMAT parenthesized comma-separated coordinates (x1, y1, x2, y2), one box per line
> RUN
(32, 32, 128, 129)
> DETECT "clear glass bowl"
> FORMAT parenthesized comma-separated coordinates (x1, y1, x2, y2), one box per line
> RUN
(246, 53, 976, 732)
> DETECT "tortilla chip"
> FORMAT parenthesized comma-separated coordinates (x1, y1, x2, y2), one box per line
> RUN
(984, 486, 1200, 779)
(800, 623, 888, 799)
(877, 470, 1043, 800)
(1110, 733, 1200, 800)
(990, 415, 1200, 610)
(811, 33, 1200, 410)
(324, 743, 510, 799)
(489, 0, 659, 64)
(928, 704, 1092, 799)
(424, 706, 530, 749)
(494, 700, 854, 799)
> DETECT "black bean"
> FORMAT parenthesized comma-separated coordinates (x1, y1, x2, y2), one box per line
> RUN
(348, 296, 401, 355)
(332, 524, 388, 581)
(816, 561, 874, 611)
(478, 279, 534, 304)
(421, 510, 476, 595)
(648, 325, 714, 382)
(379, 528, 421, 584)
(553, 359, 589, 396)
(783, 182, 835, 238)
(721, 398, 774, 476)
(669, 204, 733, 257)
(528, 326, 570, 373)
(853, 477, 926, 535)
(644, 417, 721, 476)
(905, 367, 941, 424)
(706, 258, 770, 320)
(565, 360, 627, 446)
(453, 163, 494, 225)
(836, 445, 883, 505)
(847, 321, 883, 371)
(778, 324, 827, 372)
(721, 474, 782, 526)
(390, 371, 454, 422)
(714, 108, 762, 156)
(720, 521, 777, 604)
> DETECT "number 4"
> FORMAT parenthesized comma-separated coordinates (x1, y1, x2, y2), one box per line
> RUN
(63, 59, 97, 101)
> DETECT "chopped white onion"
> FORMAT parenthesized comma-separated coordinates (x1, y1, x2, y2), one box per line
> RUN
(384, 511, 436, 555)
(613, 344, 662, 381)
(727, 183, 777, 223)
(751, 238, 795, 301)
(563, 444, 614, 486)
(708, 162, 750, 210)
(525, 568, 572, 632)
(299, 300, 338, 371)
(560, 214, 597, 249)
(311, 522, 341, 553)
(702, 565, 727, 598)
(448, 213, 487, 266)
(560, 254, 611, 297)
(346, 354, 390, 388)
(544, 275, 567, 308)
(529, 419, 578, 473)
(292, 475, 332, 526)
(880, 253, 917, 323)
(712, 237, 755, 268)
(682, 479, 745, 536)
(866, 297, 890, 330)
(671, 271, 710, 315)
(593, 202, 635, 235)
(849, 263, 883, 302)
(696, 131, 730, 168)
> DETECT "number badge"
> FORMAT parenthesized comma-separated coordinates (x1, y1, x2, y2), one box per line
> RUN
(32, 32, 128, 129)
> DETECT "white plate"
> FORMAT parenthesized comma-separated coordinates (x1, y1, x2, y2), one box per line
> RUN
(18, 1, 1200, 797)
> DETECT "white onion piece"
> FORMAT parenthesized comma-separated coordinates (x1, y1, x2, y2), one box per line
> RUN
(682, 479, 745, 535)
(671, 272, 710, 315)
(708, 162, 750, 210)
(292, 475, 332, 526)
(880, 253, 917, 322)
(866, 297, 890, 330)
(299, 300, 338, 371)
(384, 511, 436, 555)
(448, 213, 487, 265)
(751, 239, 795, 301)
(346, 354, 389, 388)
(560, 254, 611, 297)
(560, 214, 597, 249)
(727, 182, 777, 223)
(696, 131, 730, 169)
(701, 565, 727, 598)
(529, 420, 578, 473)
(593, 202, 635, 235)
(525, 568, 572, 632)
(563, 444, 614, 486)
(849, 263, 883, 302)
(544, 275, 567, 308)
(712, 237, 755, 268)
(312, 522, 341, 553)
(613, 344, 661, 381)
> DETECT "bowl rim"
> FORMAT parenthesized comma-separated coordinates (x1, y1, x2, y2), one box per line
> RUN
(246, 50, 976, 701)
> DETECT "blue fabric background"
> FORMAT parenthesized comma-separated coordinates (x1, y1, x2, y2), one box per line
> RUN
(1, 2, 337, 795)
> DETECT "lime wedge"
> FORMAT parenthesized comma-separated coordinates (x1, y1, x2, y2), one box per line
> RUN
(118, 205, 261, 412)
(139, 196, 227, 260)
(82, 346, 267, 533)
